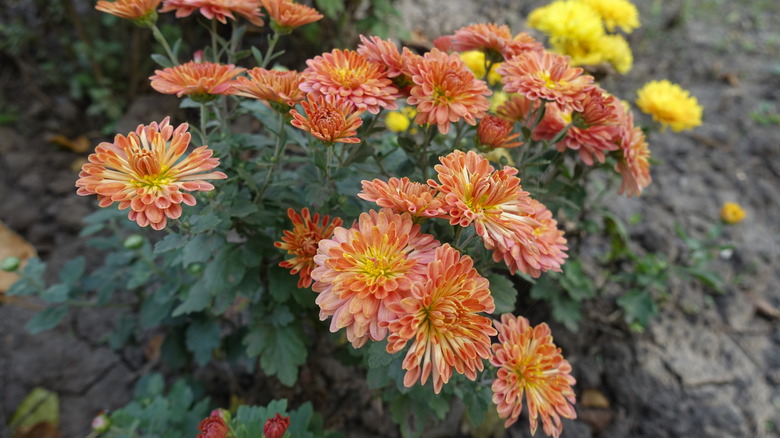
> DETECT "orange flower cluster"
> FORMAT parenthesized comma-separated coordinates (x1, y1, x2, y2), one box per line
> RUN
(434, 23, 543, 61)
(150, 61, 245, 102)
(358, 177, 444, 219)
(491, 314, 577, 437)
(160, 0, 265, 26)
(76, 117, 226, 230)
(615, 113, 651, 197)
(274, 208, 343, 288)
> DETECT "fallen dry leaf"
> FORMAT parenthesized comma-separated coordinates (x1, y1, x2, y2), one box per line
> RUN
(46, 134, 91, 154)
(581, 388, 611, 409)
(0, 220, 37, 293)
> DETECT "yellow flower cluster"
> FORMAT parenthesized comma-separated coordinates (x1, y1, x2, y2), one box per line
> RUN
(720, 202, 746, 224)
(459, 50, 502, 85)
(527, 0, 638, 74)
(636, 80, 703, 132)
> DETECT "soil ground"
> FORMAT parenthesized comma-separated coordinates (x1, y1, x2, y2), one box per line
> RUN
(2, 0, 779, 437)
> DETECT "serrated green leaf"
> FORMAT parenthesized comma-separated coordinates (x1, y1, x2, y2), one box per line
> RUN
(26, 306, 68, 333)
(140, 296, 174, 329)
(551, 295, 581, 331)
(617, 289, 658, 327)
(181, 234, 221, 267)
(190, 213, 222, 233)
(186, 318, 221, 366)
(463, 385, 492, 426)
(244, 323, 307, 386)
(41, 284, 70, 303)
(134, 372, 165, 399)
(107, 314, 136, 350)
(486, 273, 517, 314)
(23, 257, 46, 280)
(154, 233, 189, 255)
(367, 339, 394, 368)
(172, 281, 212, 316)
(59, 256, 85, 285)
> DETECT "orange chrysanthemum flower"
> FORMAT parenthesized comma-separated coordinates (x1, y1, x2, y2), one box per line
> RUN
(498, 50, 595, 113)
(496, 94, 540, 123)
(356, 35, 420, 96)
(300, 49, 399, 114)
(406, 48, 491, 134)
(435, 23, 543, 62)
(95, 0, 161, 24)
(76, 117, 227, 230)
(386, 244, 496, 394)
(429, 150, 546, 277)
(522, 199, 568, 276)
(534, 90, 623, 165)
(150, 61, 245, 102)
(615, 113, 651, 197)
(311, 209, 439, 348)
(358, 177, 444, 219)
(261, 0, 323, 33)
(490, 314, 577, 437)
(275, 208, 343, 288)
(232, 68, 304, 110)
(160, 0, 264, 26)
(289, 94, 365, 144)
(477, 115, 523, 149)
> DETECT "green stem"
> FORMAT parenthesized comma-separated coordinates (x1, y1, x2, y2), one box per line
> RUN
(257, 114, 288, 200)
(261, 32, 281, 68)
(150, 23, 177, 65)
(211, 19, 219, 61)
(199, 103, 209, 144)
(419, 125, 437, 180)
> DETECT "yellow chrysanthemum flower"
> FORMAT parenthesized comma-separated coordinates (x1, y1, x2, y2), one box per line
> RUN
(720, 202, 746, 224)
(576, 0, 640, 33)
(528, 1, 605, 46)
(385, 111, 411, 132)
(636, 80, 703, 132)
(459, 50, 502, 85)
(596, 34, 633, 73)
(490, 90, 510, 113)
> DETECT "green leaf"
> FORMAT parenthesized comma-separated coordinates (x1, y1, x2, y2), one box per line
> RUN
(268, 265, 300, 303)
(617, 289, 658, 327)
(59, 256, 85, 285)
(205, 245, 246, 289)
(182, 234, 222, 267)
(127, 262, 154, 289)
(150, 53, 173, 68)
(486, 273, 517, 314)
(154, 233, 188, 255)
(244, 323, 307, 386)
(186, 318, 221, 367)
(78, 223, 104, 237)
(26, 306, 68, 333)
(315, 0, 345, 18)
(462, 385, 492, 426)
(551, 295, 582, 331)
(172, 281, 212, 316)
(41, 284, 70, 303)
(134, 372, 165, 399)
(367, 339, 394, 368)
(190, 213, 222, 233)
(23, 257, 46, 280)
(140, 295, 174, 329)
(107, 314, 136, 350)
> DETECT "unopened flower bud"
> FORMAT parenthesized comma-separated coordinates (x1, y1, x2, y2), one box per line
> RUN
(91, 411, 111, 433)
(263, 413, 290, 438)
(123, 234, 145, 249)
(1, 256, 21, 272)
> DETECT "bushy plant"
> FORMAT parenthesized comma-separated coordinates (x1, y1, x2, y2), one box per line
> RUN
(4, 0, 715, 437)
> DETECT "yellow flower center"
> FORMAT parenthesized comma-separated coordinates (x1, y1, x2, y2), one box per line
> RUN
(539, 71, 565, 89)
(333, 66, 364, 88)
(129, 150, 171, 188)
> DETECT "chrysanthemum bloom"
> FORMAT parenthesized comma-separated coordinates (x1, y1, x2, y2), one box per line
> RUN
(95, 0, 161, 25)
(263, 413, 290, 438)
(196, 409, 229, 438)
(150, 61, 245, 103)
(597, 34, 633, 74)
(160, 0, 265, 26)
(527, 0, 605, 46)
(76, 117, 227, 230)
(523, 199, 568, 276)
(275, 208, 343, 288)
(300, 49, 399, 114)
(386, 244, 496, 394)
(429, 150, 547, 277)
(359, 177, 444, 219)
(615, 113, 651, 197)
(636, 80, 703, 132)
(357, 35, 420, 96)
(498, 50, 595, 113)
(312, 210, 439, 348)
(231, 67, 304, 111)
(720, 202, 746, 224)
(261, 0, 323, 34)
(459, 50, 502, 85)
(576, 0, 640, 33)
(435, 23, 543, 62)
(289, 94, 365, 144)
(476, 115, 523, 149)
(536, 90, 624, 165)
(496, 94, 539, 123)
(385, 110, 410, 132)
(406, 48, 491, 134)
(490, 314, 577, 437)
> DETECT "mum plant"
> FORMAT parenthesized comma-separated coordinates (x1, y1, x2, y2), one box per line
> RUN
(4, 0, 705, 437)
